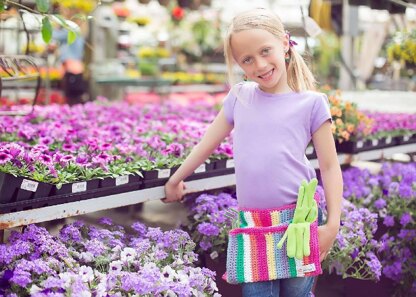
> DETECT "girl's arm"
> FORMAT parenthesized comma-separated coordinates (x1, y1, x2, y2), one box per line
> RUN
(312, 120, 343, 261)
(163, 108, 233, 203)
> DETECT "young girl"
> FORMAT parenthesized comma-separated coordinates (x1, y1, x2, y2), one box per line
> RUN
(164, 8, 342, 297)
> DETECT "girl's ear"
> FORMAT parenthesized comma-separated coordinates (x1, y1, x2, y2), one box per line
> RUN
(282, 33, 290, 52)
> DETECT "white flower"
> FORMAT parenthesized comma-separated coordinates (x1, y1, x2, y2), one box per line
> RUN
(176, 270, 189, 285)
(164, 289, 177, 297)
(80, 251, 94, 262)
(79, 290, 92, 297)
(210, 280, 219, 292)
(29, 285, 42, 294)
(79, 265, 94, 282)
(161, 265, 177, 281)
(58, 272, 73, 288)
(95, 275, 108, 297)
(109, 260, 123, 273)
(173, 258, 184, 266)
(120, 247, 136, 262)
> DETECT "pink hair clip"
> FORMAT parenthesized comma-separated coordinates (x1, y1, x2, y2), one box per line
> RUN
(286, 30, 298, 47)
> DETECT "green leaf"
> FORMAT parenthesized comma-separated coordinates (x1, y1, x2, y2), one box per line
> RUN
(36, 0, 50, 13)
(41, 17, 53, 43)
(67, 30, 77, 45)
(0, 0, 5, 13)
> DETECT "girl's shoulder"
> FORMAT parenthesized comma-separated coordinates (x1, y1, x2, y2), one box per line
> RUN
(298, 91, 330, 106)
(228, 82, 257, 105)
(230, 81, 257, 94)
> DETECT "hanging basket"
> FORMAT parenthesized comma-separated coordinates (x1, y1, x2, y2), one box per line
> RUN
(138, 0, 152, 4)
(158, 0, 170, 6)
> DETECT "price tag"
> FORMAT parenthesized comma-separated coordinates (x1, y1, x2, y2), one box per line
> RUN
(116, 175, 129, 186)
(404, 135, 410, 141)
(194, 164, 206, 173)
(20, 179, 38, 192)
(357, 141, 364, 148)
(306, 146, 314, 154)
(72, 182, 87, 193)
(158, 169, 170, 179)
(210, 251, 219, 260)
(302, 264, 316, 273)
(386, 137, 392, 144)
(226, 159, 235, 168)
(372, 139, 378, 146)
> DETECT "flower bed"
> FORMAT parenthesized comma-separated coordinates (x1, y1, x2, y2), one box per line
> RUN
(323, 89, 415, 153)
(341, 163, 416, 296)
(0, 100, 233, 206)
(0, 220, 220, 296)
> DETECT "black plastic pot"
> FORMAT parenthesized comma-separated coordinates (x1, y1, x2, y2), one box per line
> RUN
(52, 179, 100, 196)
(0, 173, 52, 204)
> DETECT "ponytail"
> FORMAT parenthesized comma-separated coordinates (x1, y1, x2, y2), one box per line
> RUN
(286, 48, 316, 92)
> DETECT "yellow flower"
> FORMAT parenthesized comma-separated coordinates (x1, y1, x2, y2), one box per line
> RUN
(335, 118, 344, 126)
(341, 131, 350, 141)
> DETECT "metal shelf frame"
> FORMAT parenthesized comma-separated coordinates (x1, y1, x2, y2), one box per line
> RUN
(0, 143, 415, 230)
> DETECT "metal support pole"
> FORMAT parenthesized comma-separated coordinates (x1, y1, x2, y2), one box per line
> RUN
(339, 0, 356, 90)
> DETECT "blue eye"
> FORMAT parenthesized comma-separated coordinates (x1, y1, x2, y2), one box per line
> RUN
(242, 57, 253, 64)
(262, 48, 271, 55)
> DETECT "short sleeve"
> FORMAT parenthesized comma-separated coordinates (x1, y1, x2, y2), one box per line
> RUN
(310, 93, 332, 135)
(222, 86, 238, 125)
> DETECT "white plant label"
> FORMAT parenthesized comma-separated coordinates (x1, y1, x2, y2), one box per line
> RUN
(116, 175, 129, 186)
(20, 179, 38, 192)
(226, 159, 235, 168)
(386, 137, 392, 144)
(158, 169, 170, 179)
(72, 182, 87, 193)
(194, 164, 206, 173)
(404, 135, 410, 141)
(357, 141, 364, 148)
(372, 139, 378, 146)
(302, 264, 316, 273)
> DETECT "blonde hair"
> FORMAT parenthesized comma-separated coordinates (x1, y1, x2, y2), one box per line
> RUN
(224, 8, 316, 92)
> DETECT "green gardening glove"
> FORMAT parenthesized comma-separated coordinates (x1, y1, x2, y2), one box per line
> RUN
(277, 179, 318, 259)
(293, 178, 318, 224)
(302, 178, 319, 223)
(278, 222, 311, 259)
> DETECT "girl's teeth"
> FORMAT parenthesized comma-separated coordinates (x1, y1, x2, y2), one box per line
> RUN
(260, 70, 273, 78)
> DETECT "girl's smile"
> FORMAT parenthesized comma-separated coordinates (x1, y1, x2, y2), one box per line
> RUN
(258, 68, 274, 81)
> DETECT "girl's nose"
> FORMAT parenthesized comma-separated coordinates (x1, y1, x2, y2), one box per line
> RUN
(255, 57, 267, 70)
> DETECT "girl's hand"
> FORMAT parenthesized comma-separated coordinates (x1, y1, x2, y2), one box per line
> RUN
(317, 224, 339, 262)
(162, 179, 186, 203)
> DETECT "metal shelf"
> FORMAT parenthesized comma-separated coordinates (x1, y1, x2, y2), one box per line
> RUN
(0, 174, 236, 229)
(1, 143, 415, 230)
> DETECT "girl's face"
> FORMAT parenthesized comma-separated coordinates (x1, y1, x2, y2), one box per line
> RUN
(231, 29, 290, 94)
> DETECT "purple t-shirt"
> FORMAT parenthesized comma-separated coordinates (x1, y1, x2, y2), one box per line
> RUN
(223, 82, 332, 209)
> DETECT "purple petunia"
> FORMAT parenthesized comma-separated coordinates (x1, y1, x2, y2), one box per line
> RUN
(0, 152, 12, 164)
(374, 198, 386, 209)
(383, 215, 395, 227)
(400, 213, 412, 226)
(197, 223, 220, 237)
